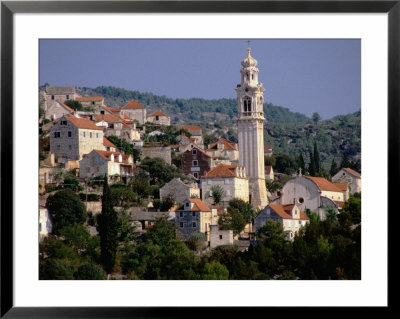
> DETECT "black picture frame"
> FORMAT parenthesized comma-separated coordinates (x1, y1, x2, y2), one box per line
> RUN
(1, 0, 395, 317)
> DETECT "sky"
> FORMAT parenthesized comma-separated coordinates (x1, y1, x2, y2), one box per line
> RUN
(40, 39, 360, 119)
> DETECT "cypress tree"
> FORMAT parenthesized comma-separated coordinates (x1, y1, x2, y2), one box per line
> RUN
(313, 141, 321, 174)
(308, 151, 316, 176)
(98, 176, 119, 275)
(330, 158, 338, 177)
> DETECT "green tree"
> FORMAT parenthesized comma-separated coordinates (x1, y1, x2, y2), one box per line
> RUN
(330, 158, 338, 176)
(74, 263, 105, 280)
(274, 153, 298, 175)
(64, 99, 83, 111)
(313, 141, 321, 174)
(296, 153, 306, 174)
(308, 151, 316, 176)
(201, 262, 229, 280)
(228, 198, 255, 224)
(210, 185, 224, 205)
(160, 194, 175, 211)
(46, 189, 86, 235)
(39, 105, 45, 119)
(39, 258, 75, 280)
(218, 208, 246, 237)
(97, 177, 119, 274)
(312, 112, 321, 124)
(187, 233, 206, 253)
(145, 216, 176, 246)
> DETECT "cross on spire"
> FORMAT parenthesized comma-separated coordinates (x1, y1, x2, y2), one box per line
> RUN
(247, 40, 251, 55)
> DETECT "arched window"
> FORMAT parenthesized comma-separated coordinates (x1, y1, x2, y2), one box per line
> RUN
(243, 97, 252, 112)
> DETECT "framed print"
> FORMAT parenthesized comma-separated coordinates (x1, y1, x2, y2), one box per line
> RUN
(1, 0, 396, 317)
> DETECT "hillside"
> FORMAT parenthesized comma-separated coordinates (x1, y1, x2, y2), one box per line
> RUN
(40, 85, 360, 169)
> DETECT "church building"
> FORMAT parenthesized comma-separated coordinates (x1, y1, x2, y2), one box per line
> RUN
(236, 47, 269, 209)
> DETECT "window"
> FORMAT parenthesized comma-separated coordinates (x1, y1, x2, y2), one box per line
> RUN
(83, 132, 86, 137)
(57, 145, 60, 150)
(219, 235, 223, 240)
(54, 132, 61, 138)
(192, 160, 198, 167)
(192, 212, 196, 217)
(66, 95, 69, 99)
(192, 149, 197, 155)
(298, 197, 304, 204)
(251, 74, 254, 80)
(61, 120, 67, 125)
(68, 131, 72, 137)
(156, 116, 159, 121)
(207, 179, 211, 185)
(51, 95, 54, 100)
(96, 133, 99, 138)
(90, 132, 92, 138)
(180, 222, 184, 228)
(192, 222, 196, 228)
(224, 178, 229, 185)
(87, 167, 91, 172)
(179, 212, 183, 217)
(185, 202, 190, 207)
(243, 97, 252, 112)
(68, 145, 72, 150)
(193, 172, 199, 179)
(96, 167, 100, 172)
(92, 101, 95, 105)
(226, 190, 230, 196)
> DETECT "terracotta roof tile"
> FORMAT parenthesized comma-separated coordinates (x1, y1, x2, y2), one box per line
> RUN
(57, 100, 74, 113)
(207, 138, 237, 151)
(343, 168, 361, 178)
(65, 115, 102, 131)
(269, 204, 309, 220)
(93, 150, 132, 163)
(103, 106, 121, 114)
(188, 198, 211, 212)
(180, 125, 202, 132)
(333, 182, 348, 192)
(103, 137, 116, 148)
(264, 145, 273, 152)
(334, 201, 345, 209)
(122, 99, 145, 109)
(305, 176, 343, 192)
(76, 96, 104, 102)
(94, 114, 123, 123)
(202, 163, 245, 178)
(265, 165, 272, 174)
(149, 110, 168, 117)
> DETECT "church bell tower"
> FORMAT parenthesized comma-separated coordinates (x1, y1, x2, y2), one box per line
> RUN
(236, 47, 269, 209)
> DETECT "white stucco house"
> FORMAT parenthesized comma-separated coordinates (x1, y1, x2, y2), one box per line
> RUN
(332, 167, 361, 195)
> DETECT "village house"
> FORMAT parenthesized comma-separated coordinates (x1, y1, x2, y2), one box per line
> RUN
(121, 99, 147, 124)
(209, 225, 234, 249)
(50, 115, 104, 162)
(100, 105, 122, 116)
(274, 175, 348, 220)
(264, 145, 273, 157)
(200, 163, 249, 207)
(332, 167, 361, 194)
(44, 100, 75, 121)
(75, 96, 105, 111)
(265, 165, 274, 181)
(79, 149, 134, 183)
(43, 86, 77, 111)
(146, 110, 171, 126)
(175, 198, 218, 242)
(181, 146, 213, 179)
(103, 137, 117, 152)
(129, 211, 175, 233)
(254, 204, 309, 241)
(179, 125, 204, 147)
(160, 178, 200, 204)
(206, 138, 239, 161)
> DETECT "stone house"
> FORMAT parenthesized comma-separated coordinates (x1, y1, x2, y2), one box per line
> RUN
(200, 164, 249, 207)
(265, 165, 274, 181)
(121, 99, 147, 124)
(39, 206, 52, 242)
(45, 100, 75, 121)
(179, 125, 203, 147)
(332, 167, 361, 194)
(146, 110, 170, 126)
(75, 96, 104, 111)
(50, 115, 104, 161)
(209, 225, 234, 249)
(43, 86, 77, 111)
(129, 211, 175, 232)
(79, 149, 134, 182)
(181, 146, 213, 179)
(141, 146, 172, 165)
(103, 137, 117, 152)
(160, 178, 200, 204)
(101, 105, 122, 116)
(275, 175, 348, 220)
(206, 138, 239, 161)
(254, 204, 309, 241)
(264, 145, 273, 157)
(175, 198, 218, 241)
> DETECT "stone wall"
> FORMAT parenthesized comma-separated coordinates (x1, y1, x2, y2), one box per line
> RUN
(141, 146, 171, 165)
(209, 225, 233, 249)
(85, 201, 102, 214)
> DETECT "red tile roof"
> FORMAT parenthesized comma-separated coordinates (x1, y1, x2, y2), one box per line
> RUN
(103, 137, 116, 148)
(76, 96, 104, 102)
(305, 176, 343, 192)
(269, 204, 309, 220)
(65, 115, 102, 131)
(333, 182, 348, 192)
(207, 138, 237, 151)
(202, 163, 245, 178)
(149, 110, 168, 117)
(188, 198, 211, 212)
(264, 145, 273, 152)
(187, 145, 211, 158)
(94, 114, 123, 123)
(334, 201, 345, 209)
(180, 125, 202, 132)
(343, 167, 361, 178)
(102, 106, 121, 114)
(93, 150, 132, 163)
(122, 99, 145, 109)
